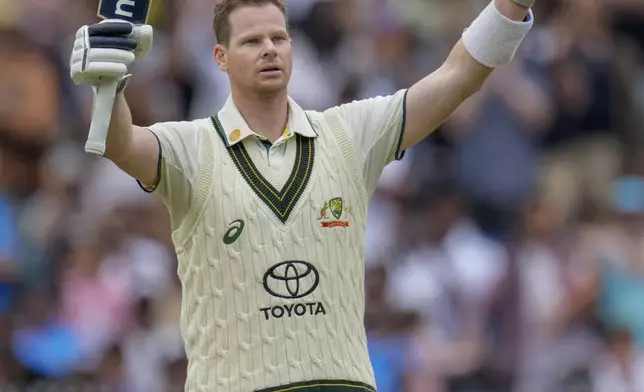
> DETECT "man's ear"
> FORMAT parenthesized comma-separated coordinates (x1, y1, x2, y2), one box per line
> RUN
(214, 44, 228, 72)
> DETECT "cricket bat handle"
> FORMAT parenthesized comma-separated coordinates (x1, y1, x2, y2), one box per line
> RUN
(85, 79, 119, 156)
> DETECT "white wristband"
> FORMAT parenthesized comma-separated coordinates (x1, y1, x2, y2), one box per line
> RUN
(462, 1, 534, 68)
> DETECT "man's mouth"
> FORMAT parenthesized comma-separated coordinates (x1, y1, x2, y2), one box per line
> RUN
(260, 66, 281, 74)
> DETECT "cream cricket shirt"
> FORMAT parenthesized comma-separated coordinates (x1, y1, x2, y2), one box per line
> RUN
(139, 90, 407, 392)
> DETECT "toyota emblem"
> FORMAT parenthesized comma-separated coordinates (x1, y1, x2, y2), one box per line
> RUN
(263, 261, 320, 299)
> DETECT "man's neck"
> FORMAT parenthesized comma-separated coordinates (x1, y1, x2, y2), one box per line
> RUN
(231, 90, 289, 143)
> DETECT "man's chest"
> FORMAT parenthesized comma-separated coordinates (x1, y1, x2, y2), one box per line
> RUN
(182, 135, 368, 324)
(210, 135, 365, 237)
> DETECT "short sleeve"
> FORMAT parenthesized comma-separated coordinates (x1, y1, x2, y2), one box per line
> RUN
(138, 121, 202, 229)
(331, 89, 408, 196)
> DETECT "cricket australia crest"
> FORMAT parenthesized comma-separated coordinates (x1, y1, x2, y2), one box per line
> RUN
(318, 197, 350, 228)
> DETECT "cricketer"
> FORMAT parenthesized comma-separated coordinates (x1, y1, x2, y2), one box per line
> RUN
(69, 0, 535, 391)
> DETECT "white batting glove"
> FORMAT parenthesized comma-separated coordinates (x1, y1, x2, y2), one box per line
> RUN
(70, 20, 153, 93)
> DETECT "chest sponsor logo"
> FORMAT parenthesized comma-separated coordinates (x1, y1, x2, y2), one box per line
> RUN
(318, 197, 350, 228)
(260, 260, 326, 320)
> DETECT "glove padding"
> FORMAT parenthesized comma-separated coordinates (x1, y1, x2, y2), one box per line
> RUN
(70, 20, 153, 90)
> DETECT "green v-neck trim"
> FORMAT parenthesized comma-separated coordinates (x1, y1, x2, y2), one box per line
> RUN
(211, 115, 315, 224)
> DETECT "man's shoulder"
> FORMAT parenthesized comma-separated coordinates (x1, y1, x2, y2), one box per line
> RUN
(302, 102, 354, 126)
(338, 89, 408, 110)
(149, 117, 214, 133)
(146, 118, 216, 157)
(302, 108, 326, 121)
(307, 89, 408, 120)
(301, 107, 341, 137)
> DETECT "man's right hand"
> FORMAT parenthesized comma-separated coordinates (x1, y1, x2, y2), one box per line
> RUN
(69, 21, 153, 90)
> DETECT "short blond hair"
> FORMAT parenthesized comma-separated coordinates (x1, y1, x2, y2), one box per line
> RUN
(213, 0, 288, 45)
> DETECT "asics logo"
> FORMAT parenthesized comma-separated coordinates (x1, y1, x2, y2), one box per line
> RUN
(223, 219, 245, 245)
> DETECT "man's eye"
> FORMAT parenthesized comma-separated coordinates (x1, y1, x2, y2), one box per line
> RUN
(245, 39, 259, 45)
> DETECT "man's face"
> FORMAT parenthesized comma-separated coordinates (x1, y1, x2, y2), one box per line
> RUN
(215, 4, 292, 96)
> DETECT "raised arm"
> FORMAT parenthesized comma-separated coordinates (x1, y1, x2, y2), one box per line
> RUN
(70, 21, 160, 186)
(103, 93, 160, 187)
(401, 0, 533, 151)
(70, 21, 201, 229)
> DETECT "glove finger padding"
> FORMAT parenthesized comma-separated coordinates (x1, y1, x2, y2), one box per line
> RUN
(89, 36, 138, 51)
(131, 24, 153, 61)
(95, 20, 152, 61)
(69, 20, 153, 87)
(88, 21, 133, 36)
(87, 48, 135, 64)
(83, 48, 135, 79)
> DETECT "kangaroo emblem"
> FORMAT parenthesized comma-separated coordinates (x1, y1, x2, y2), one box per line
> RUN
(318, 201, 329, 220)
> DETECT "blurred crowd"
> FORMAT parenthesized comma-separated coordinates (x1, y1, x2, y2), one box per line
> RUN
(0, 0, 643, 391)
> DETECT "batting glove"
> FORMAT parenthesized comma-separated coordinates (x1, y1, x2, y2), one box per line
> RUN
(70, 20, 153, 92)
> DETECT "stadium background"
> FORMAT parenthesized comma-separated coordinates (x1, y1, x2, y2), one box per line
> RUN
(0, 0, 643, 390)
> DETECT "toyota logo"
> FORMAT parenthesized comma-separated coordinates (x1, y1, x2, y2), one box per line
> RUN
(263, 261, 320, 299)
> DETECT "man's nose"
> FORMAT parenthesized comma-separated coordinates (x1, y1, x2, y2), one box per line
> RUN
(262, 40, 277, 58)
